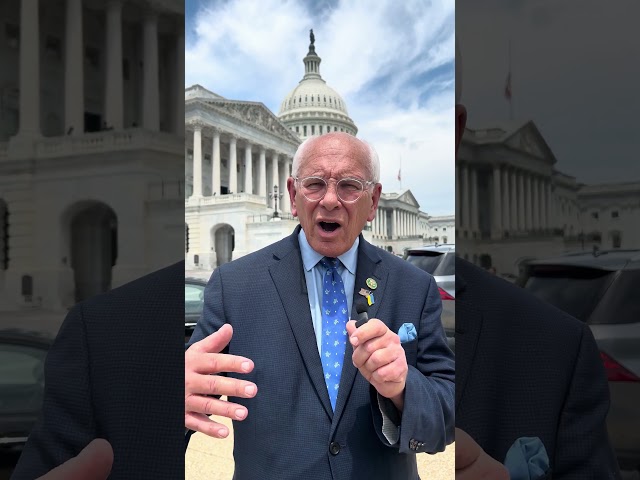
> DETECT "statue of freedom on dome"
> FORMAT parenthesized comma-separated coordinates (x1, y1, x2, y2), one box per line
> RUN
(310, 29, 315, 46)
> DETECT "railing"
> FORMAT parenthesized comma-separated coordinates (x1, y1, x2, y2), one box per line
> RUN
(147, 180, 185, 201)
(188, 193, 271, 207)
(247, 213, 298, 223)
(33, 129, 183, 158)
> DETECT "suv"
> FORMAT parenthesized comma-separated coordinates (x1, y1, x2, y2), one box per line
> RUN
(518, 249, 640, 472)
(404, 244, 455, 351)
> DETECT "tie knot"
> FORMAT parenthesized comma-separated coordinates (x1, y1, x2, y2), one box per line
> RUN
(320, 257, 340, 271)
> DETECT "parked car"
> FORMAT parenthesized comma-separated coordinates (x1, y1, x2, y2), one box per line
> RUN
(518, 249, 640, 472)
(0, 328, 52, 477)
(404, 244, 456, 352)
(185, 277, 207, 342)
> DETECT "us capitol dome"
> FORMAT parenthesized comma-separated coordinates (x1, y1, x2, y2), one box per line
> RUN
(278, 30, 358, 139)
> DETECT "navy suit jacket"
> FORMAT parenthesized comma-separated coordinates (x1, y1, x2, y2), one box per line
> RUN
(11, 261, 185, 480)
(455, 258, 621, 479)
(187, 227, 455, 480)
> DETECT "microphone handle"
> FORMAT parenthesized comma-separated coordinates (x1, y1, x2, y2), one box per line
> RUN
(355, 312, 369, 328)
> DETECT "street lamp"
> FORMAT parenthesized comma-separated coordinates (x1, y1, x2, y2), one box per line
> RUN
(269, 184, 283, 218)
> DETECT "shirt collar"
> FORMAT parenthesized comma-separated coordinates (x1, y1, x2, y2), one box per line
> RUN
(298, 229, 359, 275)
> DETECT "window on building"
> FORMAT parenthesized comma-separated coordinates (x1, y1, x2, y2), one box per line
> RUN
(591, 211, 599, 219)
(443, 236, 448, 243)
(319, 125, 323, 134)
(204, 154, 211, 165)
(187, 149, 193, 162)
(303, 126, 307, 136)
(5, 24, 19, 49)
(334, 126, 337, 132)
(45, 36, 61, 59)
(296, 126, 299, 133)
(611, 211, 619, 218)
(443, 227, 446, 231)
(311, 125, 315, 135)
(612, 232, 622, 248)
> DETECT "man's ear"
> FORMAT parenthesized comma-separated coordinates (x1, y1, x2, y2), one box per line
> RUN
(286, 177, 298, 217)
(455, 104, 467, 157)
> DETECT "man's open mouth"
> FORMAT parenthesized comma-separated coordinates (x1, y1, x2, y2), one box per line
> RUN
(319, 221, 341, 232)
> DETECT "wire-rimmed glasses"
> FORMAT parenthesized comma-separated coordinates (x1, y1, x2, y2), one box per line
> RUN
(294, 176, 375, 203)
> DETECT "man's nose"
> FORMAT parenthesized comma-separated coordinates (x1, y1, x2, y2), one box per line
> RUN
(320, 182, 341, 208)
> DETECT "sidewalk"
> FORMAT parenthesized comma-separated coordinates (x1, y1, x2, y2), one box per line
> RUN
(186, 404, 454, 479)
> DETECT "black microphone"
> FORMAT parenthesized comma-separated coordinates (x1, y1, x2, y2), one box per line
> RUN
(355, 297, 369, 328)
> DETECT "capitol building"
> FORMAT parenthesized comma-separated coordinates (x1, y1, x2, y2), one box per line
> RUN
(185, 33, 454, 271)
(0, 0, 184, 311)
(457, 120, 640, 276)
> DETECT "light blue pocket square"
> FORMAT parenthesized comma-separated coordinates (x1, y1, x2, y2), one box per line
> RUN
(504, 436, 549, 480)
(397, 323, 417, 343)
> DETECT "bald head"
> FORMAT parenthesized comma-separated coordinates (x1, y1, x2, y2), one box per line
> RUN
(292, 132, 380, 183)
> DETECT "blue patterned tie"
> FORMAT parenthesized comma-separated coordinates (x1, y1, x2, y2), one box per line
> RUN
(319, 257, 349, 411)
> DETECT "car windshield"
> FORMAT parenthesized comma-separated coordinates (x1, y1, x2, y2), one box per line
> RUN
(590, 270, 640, 325)
(406, 251, 454, 276)
(185, 283, 205, 315)
(522, 265, 616, 322)
(0, 343, 47, 413)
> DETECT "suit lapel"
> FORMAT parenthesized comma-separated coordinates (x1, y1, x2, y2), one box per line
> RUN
(331, 237, 387, 433)
(269, 228, 333, 421)
(454, 265, 484, 414)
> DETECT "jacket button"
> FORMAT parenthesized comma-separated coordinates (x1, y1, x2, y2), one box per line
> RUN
(329, 441, 341, 455)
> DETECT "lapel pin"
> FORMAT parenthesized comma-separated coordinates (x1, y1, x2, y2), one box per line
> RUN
(358, 288, 371, 297)
(366, 277, 378, 290)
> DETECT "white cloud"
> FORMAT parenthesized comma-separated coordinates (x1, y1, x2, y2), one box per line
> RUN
(186, 0, 455, 214)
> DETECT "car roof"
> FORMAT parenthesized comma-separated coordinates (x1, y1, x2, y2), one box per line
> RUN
(406, 244, 456, 253)
(527, 249, 640, 271)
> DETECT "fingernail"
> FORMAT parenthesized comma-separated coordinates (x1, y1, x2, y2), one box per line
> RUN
(241, 361, 251, 372)
(350, 336, 358, 346)
(236, 409, 246, 419)
(245, 385, 256, 396)
(218, 427, 228, 437)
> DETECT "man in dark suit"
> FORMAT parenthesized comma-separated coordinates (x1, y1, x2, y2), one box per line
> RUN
(185, 132, 455, 480)
(11, 261, 185, 480)
(454, 40, 621, 478)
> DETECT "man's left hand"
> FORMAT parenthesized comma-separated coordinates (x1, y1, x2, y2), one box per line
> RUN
(346, 319, 407, 410)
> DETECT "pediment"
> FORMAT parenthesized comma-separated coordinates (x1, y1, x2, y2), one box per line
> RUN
(396, 189, 420, 208)
(504, 122, 556, 164)
(203, 100, 301, 144)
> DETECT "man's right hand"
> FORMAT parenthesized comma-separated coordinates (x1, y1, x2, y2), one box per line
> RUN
(455, 428, 510, 479)
(36, 439, 113, 479)
(184, 324, 257, 438)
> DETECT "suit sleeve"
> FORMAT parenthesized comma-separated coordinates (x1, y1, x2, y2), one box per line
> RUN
(371, 275, 456, 454)
(185, 267, 229, 449)
(553, 323, 622, 479)
(11, 305, 98, 480)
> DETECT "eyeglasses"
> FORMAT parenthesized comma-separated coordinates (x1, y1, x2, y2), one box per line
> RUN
(294, 176, 375, 203)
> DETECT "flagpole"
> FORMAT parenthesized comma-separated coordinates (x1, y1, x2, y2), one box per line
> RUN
(399, 155, 402, 190)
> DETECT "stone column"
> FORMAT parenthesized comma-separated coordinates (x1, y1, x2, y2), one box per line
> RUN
(470, 168, 479, 233)
(142, 11, 159, 130)
(392, 209, 397, 238)
(271, 151, 279, 206)
(192, 126, 203, 198)
(533, 177, 540, 231)
(541, 181, 548, 230)
(502, 168, 510, 232)
(382, 210, 387, 239)
(175, 26, 185, 136)
(492, 166, 502, 237)
(104, 0, 123, 129)
(510, 169, 517, 232)
(518, 172, 525, 231)
(461, 165, 469, 231)
(18, 0, 40, 137)
(229, 136, 237, 194)
(279, 156, 287, 212)
(526, 175, 533, 231)
(211, 128, 220, 195)
(258, 147, 267, 198)
(64, 0, 84, 135)
(244, 142, 253, 194)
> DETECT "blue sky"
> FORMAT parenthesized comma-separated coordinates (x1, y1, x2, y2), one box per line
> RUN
(185, 0, 455, 215)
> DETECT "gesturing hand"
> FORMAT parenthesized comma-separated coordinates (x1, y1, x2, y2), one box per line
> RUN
(185, 324, 258, 438)
(346, 319, 408, 410)
(36, 439, 113, 480)
(455, 428, 510, 479)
